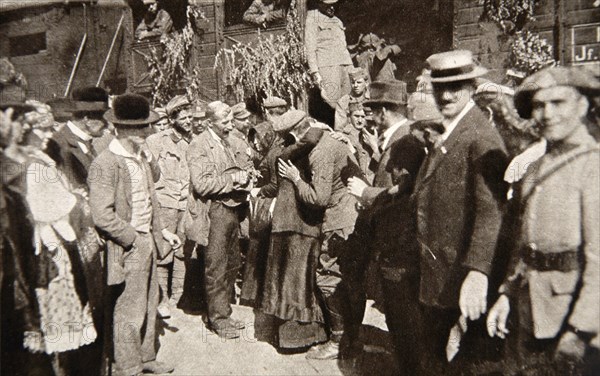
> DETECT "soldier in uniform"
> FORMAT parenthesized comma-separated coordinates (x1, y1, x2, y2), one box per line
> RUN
(305, 0, 353, 109)
(487, 66, 600, 374)
(334, 67, 370, 131)
(135, 0, 173, 40)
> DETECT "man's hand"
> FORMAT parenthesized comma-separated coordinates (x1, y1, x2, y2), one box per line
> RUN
(161, 229, 182, 249)
(361, 128, 379, 151)
(556, 330, 586, 362)
(330, 132, 356, 153)
(250, 187, 261, 198)
(231, 170, 249, 185)
(312, 72, 323, 87)
(347, 176, 368, 198)
(459, 270, 488, 321)
(278, 159, 300, 182)
(487, 294, 510, 339)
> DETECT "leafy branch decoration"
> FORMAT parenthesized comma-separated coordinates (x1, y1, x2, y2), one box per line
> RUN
(214, 0, 310, 112)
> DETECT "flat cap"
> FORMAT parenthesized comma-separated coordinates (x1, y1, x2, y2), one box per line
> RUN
(515, 66, 600, 119)
(272, 109, 307, 133)
(264, 96, 287, 109)
(232, 102, 251, 120)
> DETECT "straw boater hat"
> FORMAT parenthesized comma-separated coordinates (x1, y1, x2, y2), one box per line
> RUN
(514, 66, 600, 119)
(104, 94, 158, 126)
(426, 50, 488, 83)
(364, 80, 408, 107)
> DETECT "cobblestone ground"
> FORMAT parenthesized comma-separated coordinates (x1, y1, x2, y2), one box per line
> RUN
(155, 303, 399, 376)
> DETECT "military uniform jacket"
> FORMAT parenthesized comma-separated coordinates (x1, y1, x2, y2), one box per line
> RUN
(502, 129, 599, 339)
(293, 131, 361, 233)
(304, 10, 352, 73)
(185, 130, 252, 246)
(414, 105, 508, 309)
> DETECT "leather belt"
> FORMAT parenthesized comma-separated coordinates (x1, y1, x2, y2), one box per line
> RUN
(522, 244, 580, 272)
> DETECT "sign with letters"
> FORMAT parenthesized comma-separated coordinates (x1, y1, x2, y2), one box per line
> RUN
(571, 23, 600, 64)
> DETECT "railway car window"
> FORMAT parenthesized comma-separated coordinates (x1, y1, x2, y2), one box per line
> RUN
(225, 0, 290, 28)
(9, 32, 47, 57)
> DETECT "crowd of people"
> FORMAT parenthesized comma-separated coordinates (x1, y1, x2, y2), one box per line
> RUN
(2, 1, 600, 376)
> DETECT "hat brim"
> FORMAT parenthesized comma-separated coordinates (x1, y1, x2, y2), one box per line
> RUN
(0, 102, 36, 113)
(429, 66, 489, 83)
(515, 85, 600, 119)
(363, 99, 407, 107)
(103, 109, 159, 125)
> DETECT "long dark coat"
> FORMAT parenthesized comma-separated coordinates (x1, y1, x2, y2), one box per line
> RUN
(413, 106, 508, 309)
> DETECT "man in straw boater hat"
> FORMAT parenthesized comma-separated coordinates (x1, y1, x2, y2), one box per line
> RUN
(88, 94, 179, 375)
(487, 66, 600, 374)
(185, 101, 253, 339)
(411, 50, 509, 373)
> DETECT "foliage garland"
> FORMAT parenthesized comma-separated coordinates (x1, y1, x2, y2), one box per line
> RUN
(509, 30, 556, 75)
(479, 0, 539, 34)
(146, 5, 206, 107)
(214, 0, 309, 111)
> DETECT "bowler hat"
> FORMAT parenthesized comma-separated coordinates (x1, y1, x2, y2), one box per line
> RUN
(364, 80, 408, 107)
(514, 66, 600, 119)
(70, 86, 109, 113)
(272, 110, 307, 133)
(103, 94, 158, 126)
(426, 50, 488, 83)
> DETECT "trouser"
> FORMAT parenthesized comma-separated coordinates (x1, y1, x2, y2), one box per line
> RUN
(156, 207, 186, 305)
(316, 230, 353, 343)
(319, 65, 352, 108)
(111, 232, 158, 376)
(204, 202, 241, 325)
(381, 271, 422, 375)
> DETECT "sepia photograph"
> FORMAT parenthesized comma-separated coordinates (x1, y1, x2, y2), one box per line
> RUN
(1, 0, 599, 375)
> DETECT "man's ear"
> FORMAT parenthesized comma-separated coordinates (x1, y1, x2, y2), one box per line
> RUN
(577, 95, 590, 119)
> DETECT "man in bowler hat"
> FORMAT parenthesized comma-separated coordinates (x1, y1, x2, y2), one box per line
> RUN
(89, 94, 178, 375)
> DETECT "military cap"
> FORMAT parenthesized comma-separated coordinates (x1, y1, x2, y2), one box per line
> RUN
(264, 96, 288, 109)
(426, 50, 488, 83)
(272, 110, 307, 133)
(165, 95, 190, 117)
(232, 102, 251, 120)
(347, 102, 364, 114)
(514, 66, 600, 119)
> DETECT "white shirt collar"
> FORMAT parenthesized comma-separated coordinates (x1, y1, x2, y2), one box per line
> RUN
(381, 118, 408, 151)
(440, 100, 475, 144)
(66, 121, 93, 142)
(109, 138, 140, 160)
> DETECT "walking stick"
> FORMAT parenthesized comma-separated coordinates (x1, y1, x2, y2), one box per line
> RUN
(96, 12, 125, 87)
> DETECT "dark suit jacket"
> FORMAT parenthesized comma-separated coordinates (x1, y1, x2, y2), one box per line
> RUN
(88, 146, 164, 286)
(414, 105, 508, 309)
(46, 125, 95, 189)
(362, 122, 412, 206)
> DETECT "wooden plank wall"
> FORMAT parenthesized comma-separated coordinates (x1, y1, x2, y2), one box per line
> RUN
(452, 0, 599, 78)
